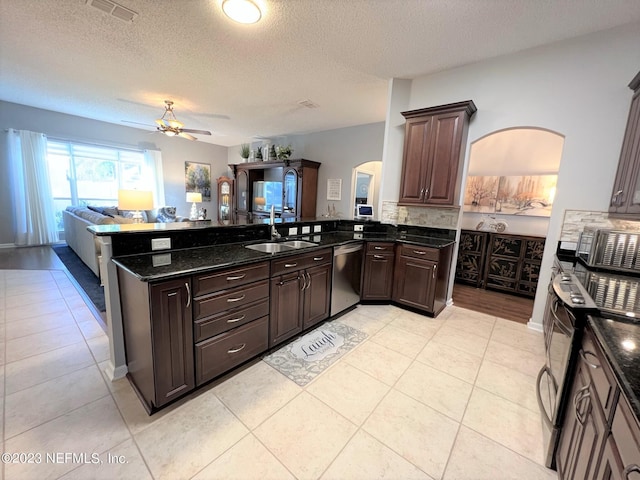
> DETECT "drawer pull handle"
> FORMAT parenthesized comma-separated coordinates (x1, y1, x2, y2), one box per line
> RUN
(313, 257, 324, 261)
(624, 465, 640, 478)
(227, 294, 246, 303)
(185, 283, 191, 308)
(284, 263, 298, 268)
(227, 343, 246, 354)
(579, 349, 601, 369)
(413, 250, 427, 255)
(227, 274, 246, 281)
(433, 264, 437, 279)
(227, 315, 246, 323)
(374, 246, 386, 250)
(373, 254, 385, 259)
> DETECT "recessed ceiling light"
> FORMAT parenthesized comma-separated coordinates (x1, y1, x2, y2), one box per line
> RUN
(222, 0, 262, 24)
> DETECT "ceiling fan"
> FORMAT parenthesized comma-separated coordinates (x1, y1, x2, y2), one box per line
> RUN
(154, 100, 212, 140)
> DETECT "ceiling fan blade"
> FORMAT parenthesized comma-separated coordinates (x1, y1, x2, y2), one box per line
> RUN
(181, 128, 212, 135)
(178, 132, 197, 141)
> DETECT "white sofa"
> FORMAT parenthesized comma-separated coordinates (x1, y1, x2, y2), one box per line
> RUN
(63, 206, 188, 278)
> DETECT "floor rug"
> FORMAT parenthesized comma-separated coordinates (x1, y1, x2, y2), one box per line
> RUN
(52, 244, 106, 312)
(263, 321, 367, 386)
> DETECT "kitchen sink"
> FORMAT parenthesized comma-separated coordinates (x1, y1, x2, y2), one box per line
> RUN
(280, 240, 318, 248)
(245, 240, 318, 253)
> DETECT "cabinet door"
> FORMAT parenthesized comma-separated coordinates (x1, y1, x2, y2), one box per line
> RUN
(596, 437, 625, 480)
(399, 117, 431, 204)
(269, 272, 303, 347)
(362, 253, 395, 300)
(556, 359, 607, 480)
(149, 279, 195, 407)
(455, 230, 488, 287)
(610, 85, 640, 215)
(236, 169, 249, 213)
(303, 263, 332, 329)
(392, 255, 436, 312)
(424, 110, 465, 205)
(283, 168, 299, 217)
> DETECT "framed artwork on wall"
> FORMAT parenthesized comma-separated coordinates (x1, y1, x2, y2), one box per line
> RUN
(464, 174, 557, 217)
(185, 162, 211, 201)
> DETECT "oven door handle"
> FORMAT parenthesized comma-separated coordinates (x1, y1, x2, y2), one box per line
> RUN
(536, 365, 556, 429)
(551, 307, 574, 337)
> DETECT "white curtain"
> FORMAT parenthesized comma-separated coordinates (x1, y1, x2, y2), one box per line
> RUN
(7, 129, 59, 246)
(143, 149, 165, 206)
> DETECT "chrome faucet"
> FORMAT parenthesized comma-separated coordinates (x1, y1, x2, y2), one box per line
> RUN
(270, 205, 281, 240)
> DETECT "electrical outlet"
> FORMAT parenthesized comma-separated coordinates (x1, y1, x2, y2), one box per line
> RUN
(313, 235, 321, 242)
(313, 225, 322, 233)
(288, 227, 298, 236)
(354, 233, 363, 239)
(151, 238, 171, 250)
(354, 224, 364, 232)
(301, 226, 310, 234)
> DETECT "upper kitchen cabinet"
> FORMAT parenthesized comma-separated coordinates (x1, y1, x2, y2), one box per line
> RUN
(230, 159, 320, 221)
(609, 70, 640, 216)
(399, 101, 477, 206)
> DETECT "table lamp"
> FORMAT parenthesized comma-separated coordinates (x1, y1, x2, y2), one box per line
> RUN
(186, 192, 203, 220)
(117, 189, 153, 223)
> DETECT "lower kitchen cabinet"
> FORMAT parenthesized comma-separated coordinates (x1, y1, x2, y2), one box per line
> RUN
(361, 242, 395, 300)
(392, 243, 453, 315)
(270, 248, 332, 347)
(117, 272, 195, 412)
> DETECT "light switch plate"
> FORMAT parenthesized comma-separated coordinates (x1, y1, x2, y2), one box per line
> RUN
(313, 225, 322, 233)
(288, 227, 298, 236)
(354, 224, 364, 232)
(301, 226, 310, 234)
(151, 238, 171, 250)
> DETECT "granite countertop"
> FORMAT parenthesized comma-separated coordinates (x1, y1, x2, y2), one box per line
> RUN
(588, 315, 640, 422)
(112, 231, 454, 282)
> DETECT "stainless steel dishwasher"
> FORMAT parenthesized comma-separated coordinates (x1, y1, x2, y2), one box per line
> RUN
(331, 242, 364, 316)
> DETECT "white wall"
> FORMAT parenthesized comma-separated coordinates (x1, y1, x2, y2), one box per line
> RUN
(0, 101, 229, 244)
(383, 22, 640, 329)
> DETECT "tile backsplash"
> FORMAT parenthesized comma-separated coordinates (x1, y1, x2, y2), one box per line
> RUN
(381, 201, 459, 229)
(560, 209, 640, 242)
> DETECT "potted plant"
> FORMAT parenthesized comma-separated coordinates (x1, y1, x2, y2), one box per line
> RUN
(275, 144, 293, 160)
(240, 143, 250, 162)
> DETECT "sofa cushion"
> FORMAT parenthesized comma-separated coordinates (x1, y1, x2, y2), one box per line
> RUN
(87, 205, 118, 217)
(111, 215, 135, 224)
(66, 206, 116, 225)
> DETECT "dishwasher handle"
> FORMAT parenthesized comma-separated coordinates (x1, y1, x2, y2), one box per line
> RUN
(334, 243, 364, 256)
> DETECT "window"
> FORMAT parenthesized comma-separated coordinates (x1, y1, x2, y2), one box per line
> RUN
(47, 140, 148, 231)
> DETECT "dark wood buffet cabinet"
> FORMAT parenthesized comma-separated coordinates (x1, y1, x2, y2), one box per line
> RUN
(609, 70, 640, 216)
(455, 230, 545, 298)
(399, 101, 476, 206)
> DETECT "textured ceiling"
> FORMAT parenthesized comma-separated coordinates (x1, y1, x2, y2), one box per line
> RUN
(2, 0, 640, 147)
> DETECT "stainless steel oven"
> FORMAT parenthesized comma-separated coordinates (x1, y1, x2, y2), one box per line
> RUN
(537, 271, 597, 469)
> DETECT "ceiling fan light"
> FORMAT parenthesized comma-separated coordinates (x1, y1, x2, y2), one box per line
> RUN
(164, 130, 177, 137)
(222, 0, 261, 24)
(155, 119, 165, 127)
(168, 119, 183, 129)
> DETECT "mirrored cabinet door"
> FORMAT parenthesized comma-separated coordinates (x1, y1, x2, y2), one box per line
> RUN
(283, 169, 298, 216)
(217, 176, 234, 224)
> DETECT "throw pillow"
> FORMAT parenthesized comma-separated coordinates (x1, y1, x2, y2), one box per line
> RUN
(156, 206, 177, 223)
(87, 205, 117, 217)
(118, 209, 148, 223)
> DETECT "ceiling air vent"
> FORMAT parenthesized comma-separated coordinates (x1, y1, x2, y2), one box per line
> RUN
(297, 99, 319, 109)
(86, 0, 138, 22)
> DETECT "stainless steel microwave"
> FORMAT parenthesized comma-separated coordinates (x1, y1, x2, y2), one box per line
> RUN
(576, 227, 640, 271)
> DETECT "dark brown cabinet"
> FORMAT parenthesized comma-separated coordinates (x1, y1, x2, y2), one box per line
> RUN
(230, 159, 320, 221)
(392, 243, 453, 316)
(399, 101, 476, 206)
(483, 233, 545, 298)
(270, 249, 332, 347)
(117, 273, 195, 412)
(455, 230, 488, 287)
(361, 242, 396, 300)
(609, 70, 640, 216)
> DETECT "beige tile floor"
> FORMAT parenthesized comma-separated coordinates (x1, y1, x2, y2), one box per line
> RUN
(0, 268, 559, 480)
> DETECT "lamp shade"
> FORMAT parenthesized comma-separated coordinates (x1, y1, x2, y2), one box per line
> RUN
(118, 190, 154, 210)
(186, 192, 202, 203)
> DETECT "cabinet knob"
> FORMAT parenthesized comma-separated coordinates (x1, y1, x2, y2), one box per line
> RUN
(613, 189, 624, 206)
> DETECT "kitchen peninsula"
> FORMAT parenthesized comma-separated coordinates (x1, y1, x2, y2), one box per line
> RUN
(92, 218, 455, 412)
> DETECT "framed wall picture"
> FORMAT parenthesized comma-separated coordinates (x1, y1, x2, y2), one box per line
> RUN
(327, 178, 342, 201)
(185, 162, 211, 201)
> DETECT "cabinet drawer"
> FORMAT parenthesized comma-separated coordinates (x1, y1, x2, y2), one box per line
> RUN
(195, 316, 269, 385)
(193, 298, 269, 342)
(398, 244, 439, 261)
(193, 262, 269, 297)
(194, 280, 269, 320)
(582, 328, 618, 418)
(271, 248, 332, 276)
(366, 242, 395, 255)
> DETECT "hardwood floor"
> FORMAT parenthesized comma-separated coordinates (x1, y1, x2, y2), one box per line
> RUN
(0, 245, 65, 270)
(452, 283, 534, 325)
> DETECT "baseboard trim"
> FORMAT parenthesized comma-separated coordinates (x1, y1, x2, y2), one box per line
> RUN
(104, 362, 128, 381)
(527, 319, 543, 332)
(0, 243, 16, 249)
